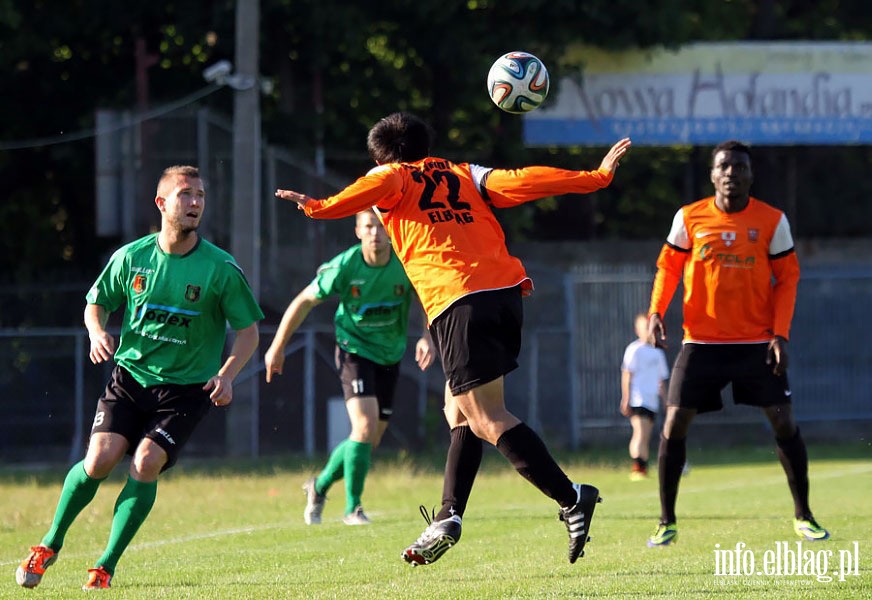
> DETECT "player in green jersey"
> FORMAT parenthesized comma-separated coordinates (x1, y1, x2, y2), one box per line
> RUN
(265, 209, 433, 525)
(16, 165, 264, 590)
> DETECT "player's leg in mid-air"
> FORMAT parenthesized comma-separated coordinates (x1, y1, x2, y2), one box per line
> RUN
(402, 287, 600, 566)
(401, 386, 477, 566)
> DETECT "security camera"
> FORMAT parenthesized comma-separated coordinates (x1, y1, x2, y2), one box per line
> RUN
(203, 60, 233, 83)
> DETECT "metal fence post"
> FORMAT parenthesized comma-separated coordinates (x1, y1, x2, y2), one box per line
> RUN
(303, 329, 316, 457)
(564, 274, 581, 450)
(69, 331, 86, 463)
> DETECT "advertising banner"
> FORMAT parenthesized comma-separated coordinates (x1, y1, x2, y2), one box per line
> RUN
(525, 42, 872, 146)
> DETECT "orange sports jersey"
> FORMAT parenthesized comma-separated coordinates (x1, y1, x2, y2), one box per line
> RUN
(649, 196, 800, 343)
(303, 158, 614, 322)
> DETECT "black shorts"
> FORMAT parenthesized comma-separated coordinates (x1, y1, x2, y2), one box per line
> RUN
(335, 348, 400, 421)
(667, 343, 791, 414)
(630, 406, 657, 421)
(429, 286, 523, 396)
(91, 366, 212, 470)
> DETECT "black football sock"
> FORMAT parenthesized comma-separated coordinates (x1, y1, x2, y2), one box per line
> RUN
(658, 434, 686, 524)
(495, 423, 577, 508)
(775, 427, 811, 520)
(435, 426, 482, 521)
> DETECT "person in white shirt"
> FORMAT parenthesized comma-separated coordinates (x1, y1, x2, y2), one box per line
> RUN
(620, 313, 669, 480)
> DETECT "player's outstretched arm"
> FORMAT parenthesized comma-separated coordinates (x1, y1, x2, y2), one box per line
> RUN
(275, 189, 312, 210)
(598, 138, 632, 174)
(264, 286, 323, 383)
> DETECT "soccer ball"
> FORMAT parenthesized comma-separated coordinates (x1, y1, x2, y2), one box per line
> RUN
(486, 51, 550, 114)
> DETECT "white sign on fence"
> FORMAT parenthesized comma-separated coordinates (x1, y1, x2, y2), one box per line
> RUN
(525, 42, 872, 146)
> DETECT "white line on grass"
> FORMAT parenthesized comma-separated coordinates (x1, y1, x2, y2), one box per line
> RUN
(623, 462, 872, 500)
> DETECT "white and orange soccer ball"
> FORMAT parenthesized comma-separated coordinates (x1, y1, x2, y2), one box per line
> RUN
(486, 51, 550, 114)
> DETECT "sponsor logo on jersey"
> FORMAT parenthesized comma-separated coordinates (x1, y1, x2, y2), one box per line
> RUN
(721, 231, 737, 246)
(698, 244, 756, 268)
(185, 284, 201, 302)
(353, 300, 403, 322)
(136, 303, 201, 328)
(133, 274, 147, 294)
(427, 209, 475, 225)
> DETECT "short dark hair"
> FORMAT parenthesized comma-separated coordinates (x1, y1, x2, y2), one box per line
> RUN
(156, 165, 201, 197)
(711, 140, 751, 166)
(366, 112, 433, 164)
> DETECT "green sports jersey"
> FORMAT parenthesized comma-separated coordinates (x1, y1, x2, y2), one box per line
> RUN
(86, 234, 264, 387)
(311, 244, 414, 365)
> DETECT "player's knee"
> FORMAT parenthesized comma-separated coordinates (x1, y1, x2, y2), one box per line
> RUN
(765, 405, 796, 438)
(465, 417, 505, 445)
(83, 439, 125, 478)
(465, 420, 490, 443)
(771, 420, 796, 439)
(350, 422, 381, 446)
(83, 453, 119, 479)
(131, 447, 167, 479)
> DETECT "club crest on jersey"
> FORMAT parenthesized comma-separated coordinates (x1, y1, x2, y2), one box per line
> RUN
(133, 274, 147, 294)
(185, 284, 201, 302)
(351, 285, 361, 298)
(394, 284, 405, 296)
(748, 228, 759, 242)
(721, 231, 737, 247)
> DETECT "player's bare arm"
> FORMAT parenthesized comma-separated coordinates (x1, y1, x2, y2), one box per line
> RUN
(84, 304, 115, 364)
(598, 137, 632, 173)
(620, 370, 632, 417)
(264, 287, 322, 383)
(206, 323, 260, 405)
(275, 189, 312, 210)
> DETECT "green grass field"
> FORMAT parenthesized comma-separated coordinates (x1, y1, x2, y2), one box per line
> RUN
(1, 443, 869, 599)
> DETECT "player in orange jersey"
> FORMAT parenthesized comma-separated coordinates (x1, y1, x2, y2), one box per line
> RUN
(277, 112, 631, 566)
(645, 141, 829, 548)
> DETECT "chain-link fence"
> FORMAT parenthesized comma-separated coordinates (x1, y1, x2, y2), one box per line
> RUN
(3, 265, 870, 463)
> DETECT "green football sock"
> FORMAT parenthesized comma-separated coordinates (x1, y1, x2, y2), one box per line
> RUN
(315, 438, 350, 496)
(95, 476, 157, 575)
(344, 440, 372, 514)
(41, 460, 104, 552)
